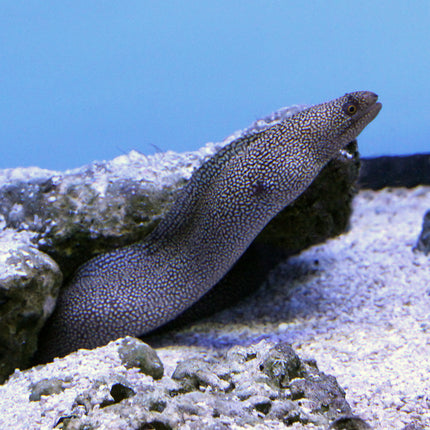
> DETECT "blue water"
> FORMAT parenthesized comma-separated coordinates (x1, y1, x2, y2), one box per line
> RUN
(0, 1, 429, 170)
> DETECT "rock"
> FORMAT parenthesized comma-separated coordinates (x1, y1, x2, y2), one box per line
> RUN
(117, 337, 164, 380)
(259, 342, 302, 387)
(329, 416, 373, 429)
(414, 209, 430, 255)
(172, 359, 231, 392)
(359, 153, 430, 190)
(0, 339, 371, 429)
(261, 343, 352, 426)
(0, 157, 189, 281)
(0, 229, 62, 383)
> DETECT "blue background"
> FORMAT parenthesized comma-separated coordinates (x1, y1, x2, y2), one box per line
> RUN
(1, 1, 429, 170)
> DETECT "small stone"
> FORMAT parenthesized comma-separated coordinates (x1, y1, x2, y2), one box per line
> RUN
(172, 359, 230, 392)
(329, 415, 373, 429)
(259, 342, 302, 388)
(117, 337, 163, 380)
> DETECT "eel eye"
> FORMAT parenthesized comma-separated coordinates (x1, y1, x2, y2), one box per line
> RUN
(343, 103, 358, 116)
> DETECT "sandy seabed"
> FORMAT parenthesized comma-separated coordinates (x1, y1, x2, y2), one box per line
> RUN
(291, 187, 430, 428)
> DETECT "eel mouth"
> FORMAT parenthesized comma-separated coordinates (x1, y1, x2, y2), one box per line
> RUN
(357, 92, 382, 123)
(365, 101, 382, 120)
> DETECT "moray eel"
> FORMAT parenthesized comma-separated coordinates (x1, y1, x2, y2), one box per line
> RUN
(37, 91, 381, 361)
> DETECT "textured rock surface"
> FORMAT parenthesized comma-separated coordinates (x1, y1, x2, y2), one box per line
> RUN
(0, 337, 364, 429)
(0, 228, 62, 383)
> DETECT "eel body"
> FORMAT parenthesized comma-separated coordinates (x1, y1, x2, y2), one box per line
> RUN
(38, 91, 381, 361)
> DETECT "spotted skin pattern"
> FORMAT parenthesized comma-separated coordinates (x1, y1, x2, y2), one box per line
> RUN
(37, 91, 381, 361)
